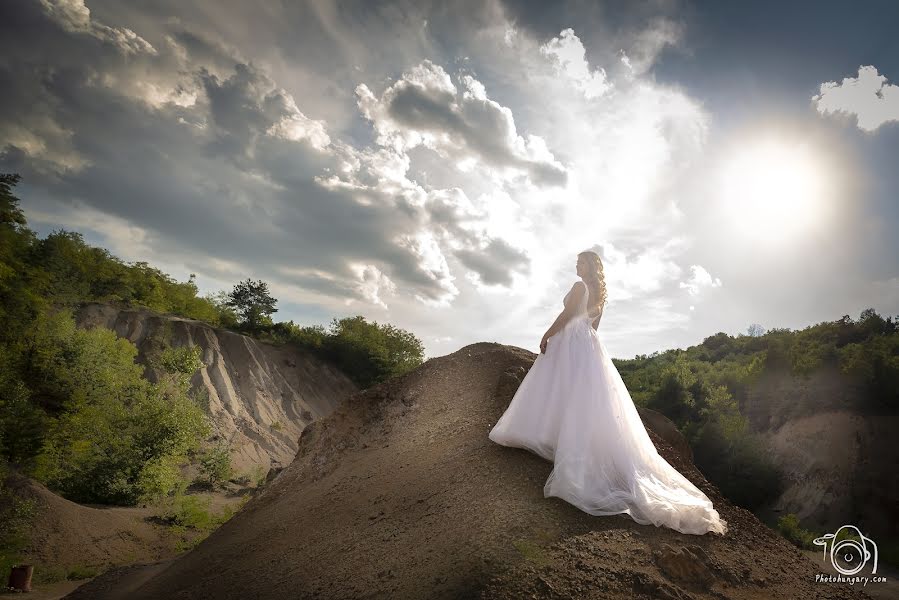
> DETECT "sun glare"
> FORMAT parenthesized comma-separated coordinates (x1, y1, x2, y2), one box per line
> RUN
(718, 138, 828, 242)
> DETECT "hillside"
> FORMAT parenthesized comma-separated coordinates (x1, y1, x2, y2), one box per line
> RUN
(75, 302, 359, 475)
(3, 470, 178, 573)
(744, 368, 899, 540)
(63, 343, 871, 600)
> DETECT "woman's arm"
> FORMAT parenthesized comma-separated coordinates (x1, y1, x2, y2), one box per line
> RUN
(591, 309, 603, 331)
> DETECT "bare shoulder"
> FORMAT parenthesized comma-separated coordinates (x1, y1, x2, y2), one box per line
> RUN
(572, 280, 587, 293)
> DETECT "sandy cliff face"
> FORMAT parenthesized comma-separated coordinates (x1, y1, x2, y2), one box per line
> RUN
(743, 369, 898, 540)
(74, 302, 358, 475)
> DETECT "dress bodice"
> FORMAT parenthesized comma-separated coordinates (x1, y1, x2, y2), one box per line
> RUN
(563, 282, 590, 320)
(563, 282, 603, 338)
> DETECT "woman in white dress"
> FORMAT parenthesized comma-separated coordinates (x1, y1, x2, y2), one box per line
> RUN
(489, 250, 727, 536)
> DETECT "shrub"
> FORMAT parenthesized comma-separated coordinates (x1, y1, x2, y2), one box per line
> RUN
(692, 420, 783, 511)
(27, 313, 211, 505)
(776, 513, 818, 550)
(0, 461, 39, 583)
(198, 441, 233, 488)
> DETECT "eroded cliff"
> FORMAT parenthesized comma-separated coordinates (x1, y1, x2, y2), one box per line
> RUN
(74, 302, 358, 476)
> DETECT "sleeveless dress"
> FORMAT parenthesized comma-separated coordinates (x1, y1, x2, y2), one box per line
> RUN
(489, 281, 728, 536)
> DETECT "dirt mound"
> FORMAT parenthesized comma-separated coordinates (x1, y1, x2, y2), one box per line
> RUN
(3, 470, 178, 574)
(63, 343, 873, 600)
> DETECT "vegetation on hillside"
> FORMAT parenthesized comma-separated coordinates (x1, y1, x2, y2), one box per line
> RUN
(0, 172, 424, 514)
(613, 310, 898, 511)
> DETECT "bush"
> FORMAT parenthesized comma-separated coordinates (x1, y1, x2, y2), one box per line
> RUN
(163, 492, 215, 530)
(251, 464, 267, 487)
(776, 513, 818, 549)
(198, 441, 233, 488)
(25, 312, 211, 505)
(261, 315, 425, 389)
(0, 461, 39, 583)
(319, 316, 425, 388)
(692, 420, 783, 511)
(158, 491, 250, 552)
(0, 364, 46, 468)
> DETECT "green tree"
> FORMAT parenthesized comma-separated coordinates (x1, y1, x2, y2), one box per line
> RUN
(647, 354, 697, 427)
(226, 279, 278, 332)
(0, 174, 26, 230)
(747, 323, 765, 337)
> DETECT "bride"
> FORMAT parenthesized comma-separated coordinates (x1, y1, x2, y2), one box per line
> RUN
(489, 250, 727, 536)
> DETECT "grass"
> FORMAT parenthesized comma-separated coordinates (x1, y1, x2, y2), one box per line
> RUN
(252, 464, 267, 487)
(157, 492, 251, 554)
(512, 528, 558, 567)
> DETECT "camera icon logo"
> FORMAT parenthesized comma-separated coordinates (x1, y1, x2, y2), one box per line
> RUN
(813, 524, 878, 576)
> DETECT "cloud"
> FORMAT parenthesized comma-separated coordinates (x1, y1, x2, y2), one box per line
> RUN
(619, 17, 683, 77)
(0, 6, 467, 309)
(678, 265, 722, 296)
(456, 237, 530, 286)
(813, 65, 899, 132)
(38, 0, 156, 55)
(348, 263, 398, 309)
(539, 28, 611, 99)
(595, 239, 688, 302)
(0, 0, 722, 359)
(355, 60, 568, 186)
(200, 62, 332, 161)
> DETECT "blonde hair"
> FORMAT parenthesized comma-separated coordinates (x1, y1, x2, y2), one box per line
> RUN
(578, 250, 607, 319)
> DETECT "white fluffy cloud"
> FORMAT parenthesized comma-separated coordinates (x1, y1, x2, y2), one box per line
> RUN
(539, 28, 611, 99)
(355, 60, 567, 186)
(679, 265, 722, 297)
(813, 65, 899, 132)
(38, 0, 156, 55)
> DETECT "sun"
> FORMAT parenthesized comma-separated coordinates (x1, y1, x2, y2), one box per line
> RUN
(717, 138, 828, 242)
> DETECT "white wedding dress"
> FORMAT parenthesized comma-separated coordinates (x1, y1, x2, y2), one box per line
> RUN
(489, 281, 728, 536)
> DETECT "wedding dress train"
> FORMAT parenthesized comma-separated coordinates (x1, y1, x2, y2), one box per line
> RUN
(489, 282, 728, 536)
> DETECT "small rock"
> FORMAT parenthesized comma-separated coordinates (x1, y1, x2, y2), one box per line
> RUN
(654, 544, 716, 587)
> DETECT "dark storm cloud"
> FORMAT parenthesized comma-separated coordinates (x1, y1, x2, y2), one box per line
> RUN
(199, 62, 329, 162)
(0, 0, 491, 306)
(387, 75, 567, 185)
(455, 237, 530, 286)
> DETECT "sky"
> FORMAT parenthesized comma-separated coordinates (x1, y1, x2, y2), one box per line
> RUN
(2, 0, 898, 360)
